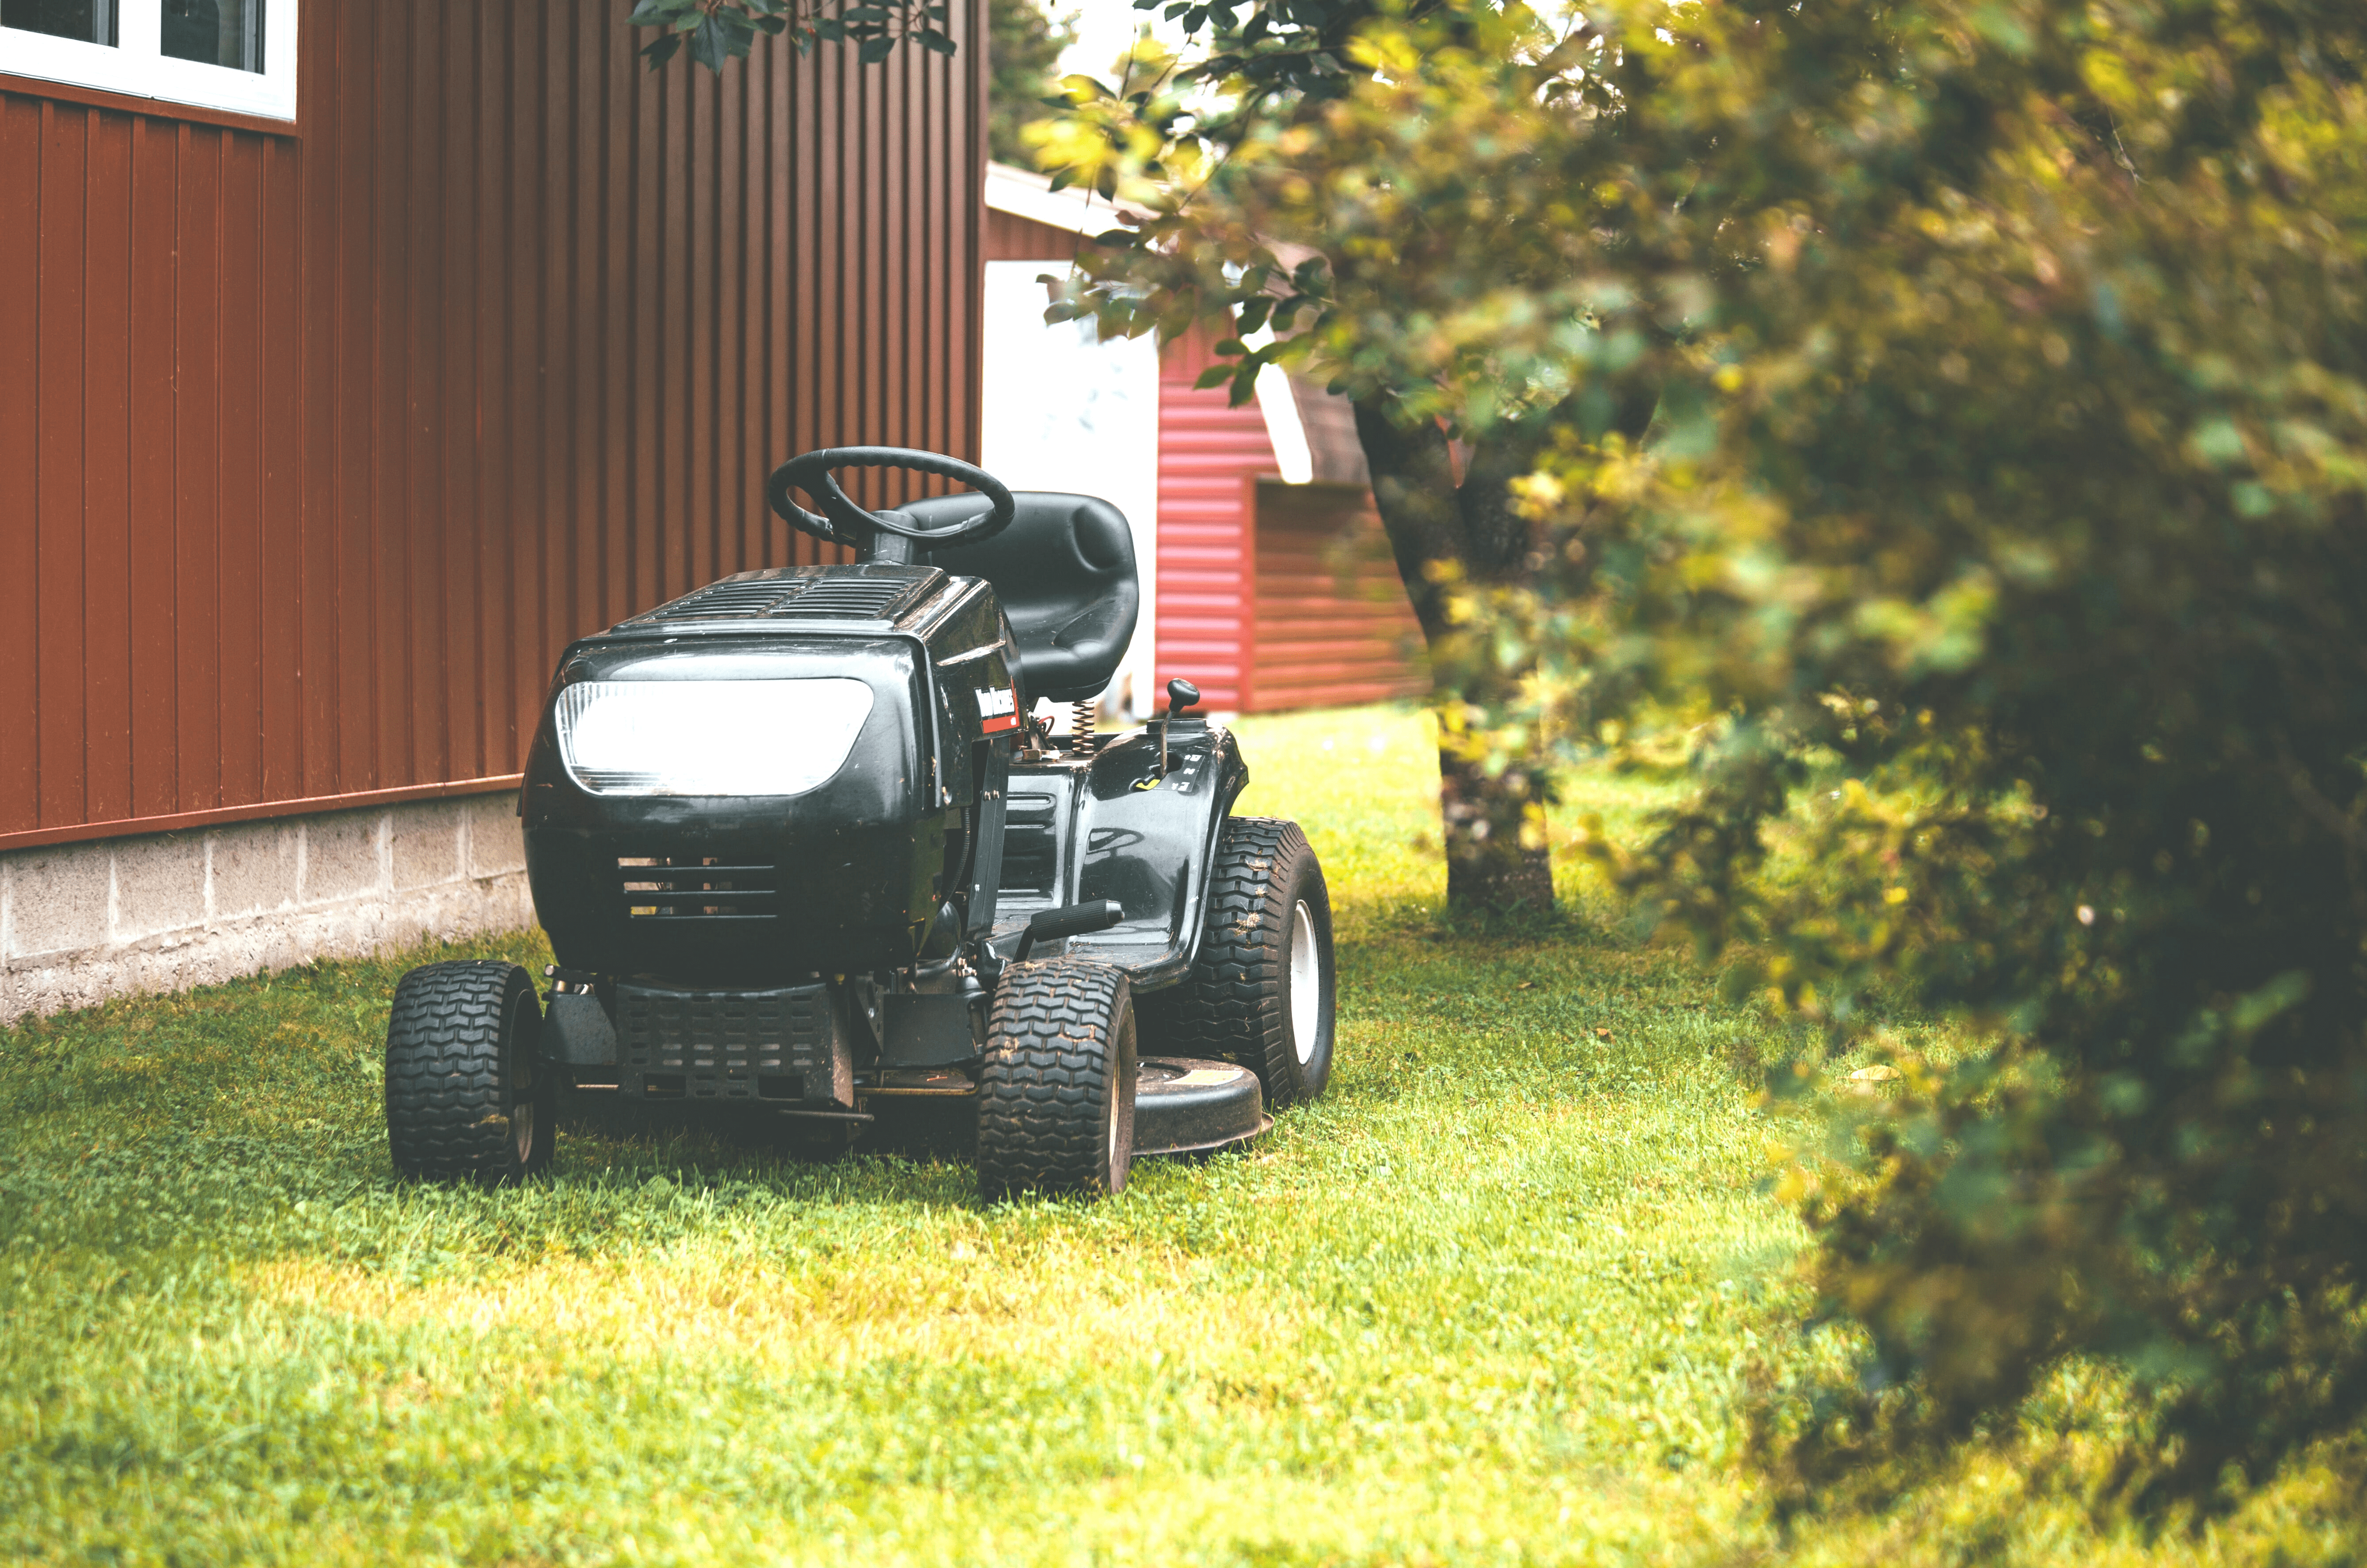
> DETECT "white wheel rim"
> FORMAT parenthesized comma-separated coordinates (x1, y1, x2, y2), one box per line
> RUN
(508, 987, 537, 1166)
(1288, 899, 1321, 1066)
(1106, 1011, 1126, 1183)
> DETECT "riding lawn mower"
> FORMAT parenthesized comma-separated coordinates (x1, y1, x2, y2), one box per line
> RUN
(380, 447, 1338, 1199)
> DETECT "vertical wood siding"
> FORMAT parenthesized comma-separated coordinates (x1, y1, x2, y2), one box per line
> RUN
(0, 0, 987, 847)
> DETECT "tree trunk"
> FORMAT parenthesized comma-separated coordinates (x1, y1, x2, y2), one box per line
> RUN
(1439, 747, 1556, 913)
(1353, 400, 1558, 916)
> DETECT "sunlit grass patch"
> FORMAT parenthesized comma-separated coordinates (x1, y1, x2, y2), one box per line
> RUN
(2, 703, 2362, 1565)
(246, 1244, 1284, 1379)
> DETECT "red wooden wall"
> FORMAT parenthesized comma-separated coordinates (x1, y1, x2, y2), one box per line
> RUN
(1155, 322, 1276, 713)
(1252, 480, 1429, 711)
(1154, 332, 1427, 714)
(0, 0, 987, 850)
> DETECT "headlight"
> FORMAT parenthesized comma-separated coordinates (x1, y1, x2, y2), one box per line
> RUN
(554, 678, 875, 796)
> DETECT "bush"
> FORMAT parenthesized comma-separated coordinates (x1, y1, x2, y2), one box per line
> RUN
(1538, 0, 2367, 1507)
(1041, 0, 2367, 1502)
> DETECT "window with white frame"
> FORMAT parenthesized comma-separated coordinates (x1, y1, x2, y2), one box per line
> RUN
(2, 0, 295, 121)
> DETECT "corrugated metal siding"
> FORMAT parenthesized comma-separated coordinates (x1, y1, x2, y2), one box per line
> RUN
(1251, 479, 1427, 712)
(0, 0, 987, 848)
(1154, 322, 1273, 712)
(984, 206, 1077, 261)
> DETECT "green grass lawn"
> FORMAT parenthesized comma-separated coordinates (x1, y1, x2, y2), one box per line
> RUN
(3, 705, 2361, 1565)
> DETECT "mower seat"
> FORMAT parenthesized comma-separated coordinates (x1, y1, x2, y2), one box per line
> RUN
(904, 490, 1139, 705)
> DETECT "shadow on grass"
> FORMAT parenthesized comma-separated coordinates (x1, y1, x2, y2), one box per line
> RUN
(555, 1085, 981, 1171)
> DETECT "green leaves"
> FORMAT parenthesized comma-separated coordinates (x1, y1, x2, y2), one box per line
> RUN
(1526, 0, 2367, 1512)
(1045, 0, 2367, 1511)
(625, 0, 953, 73)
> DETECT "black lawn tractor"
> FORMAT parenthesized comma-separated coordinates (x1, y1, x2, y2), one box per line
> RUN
(380, 447, 1337, 1199)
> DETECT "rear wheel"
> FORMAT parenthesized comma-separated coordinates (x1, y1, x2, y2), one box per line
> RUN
(385, 960, 555, 1184)
(1140, 816, 1336, 1108)
(977, 959, 1136, 1200)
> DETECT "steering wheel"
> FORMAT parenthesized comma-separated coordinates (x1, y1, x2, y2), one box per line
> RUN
(767, 447, 1017, 553)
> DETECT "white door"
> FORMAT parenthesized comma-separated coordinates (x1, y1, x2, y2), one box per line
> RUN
(980, 260, 1163, 720)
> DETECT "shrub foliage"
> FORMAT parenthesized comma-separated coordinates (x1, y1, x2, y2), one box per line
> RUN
(986, 0, 1075, 167)
(1043, 0, 2367, 1503)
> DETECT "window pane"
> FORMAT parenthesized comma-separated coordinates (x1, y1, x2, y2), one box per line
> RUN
(161, 0, 262, 73)
(1, 0, 118, 45)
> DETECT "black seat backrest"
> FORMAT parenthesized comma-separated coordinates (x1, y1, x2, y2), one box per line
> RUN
(905, 491, 1139, 705)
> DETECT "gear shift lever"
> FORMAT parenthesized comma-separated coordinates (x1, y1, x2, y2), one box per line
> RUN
(1158, 678, 1201, 774)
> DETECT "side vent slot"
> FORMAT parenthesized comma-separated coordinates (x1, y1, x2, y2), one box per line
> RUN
(619, 856, 780, 921)
(998, 793, 1059, 895)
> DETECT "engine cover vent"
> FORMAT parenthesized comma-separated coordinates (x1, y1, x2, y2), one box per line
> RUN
(620, 569, 925, 627)
(626, 570, 805, 624)
(768, 577, 916, 620)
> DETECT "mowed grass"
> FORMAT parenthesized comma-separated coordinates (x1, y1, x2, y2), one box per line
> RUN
(3, 705, 2362, 1566)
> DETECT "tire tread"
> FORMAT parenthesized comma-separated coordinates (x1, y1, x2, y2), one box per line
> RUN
(384, 960, 547, 1183)
(977, 958, 1133, 1199)
(1140, 816, 1332, 1106)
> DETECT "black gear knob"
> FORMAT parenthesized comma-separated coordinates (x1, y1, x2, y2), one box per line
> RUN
(1165, 678, 1201, 716)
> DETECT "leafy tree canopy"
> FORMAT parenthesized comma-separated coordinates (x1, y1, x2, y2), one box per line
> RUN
(988, 0, 1077, 168)
(1039, 0, 2367, 1509)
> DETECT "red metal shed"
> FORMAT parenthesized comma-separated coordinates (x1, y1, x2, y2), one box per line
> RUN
(0, 0, 990, 852)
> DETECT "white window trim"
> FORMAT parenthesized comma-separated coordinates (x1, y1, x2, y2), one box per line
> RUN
(3, 0, 297, 122)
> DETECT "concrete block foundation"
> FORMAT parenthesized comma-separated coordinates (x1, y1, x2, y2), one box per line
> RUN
(1, 792, 535, 1024)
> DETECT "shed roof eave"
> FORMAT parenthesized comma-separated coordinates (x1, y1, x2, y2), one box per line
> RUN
(984, 161, 1323, 272)
(984, 161, 1155, 237)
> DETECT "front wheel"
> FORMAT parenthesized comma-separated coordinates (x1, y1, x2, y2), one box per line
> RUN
(384, 960, 556, 1184)
(1139, 817, 1336, 1108)
(976, 959, 1137, 1200)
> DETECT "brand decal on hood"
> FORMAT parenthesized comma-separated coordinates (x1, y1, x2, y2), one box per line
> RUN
(978, 684, 1018, 734)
